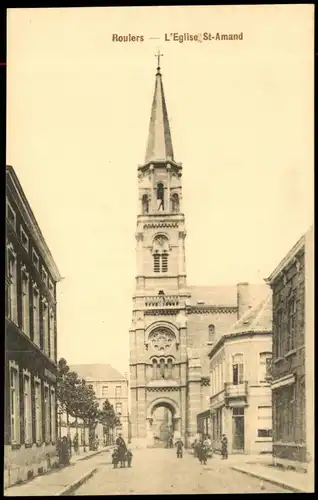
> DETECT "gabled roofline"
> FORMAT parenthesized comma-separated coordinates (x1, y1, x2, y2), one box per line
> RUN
(208, 329, 272, 359)
(6, 166, 62, 282)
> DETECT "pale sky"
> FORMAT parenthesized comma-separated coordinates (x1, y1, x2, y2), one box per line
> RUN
(7, 5, 314, 376)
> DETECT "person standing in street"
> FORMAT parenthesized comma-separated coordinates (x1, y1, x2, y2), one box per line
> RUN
(221, 433, 228, 459)
(115, 432, 127, 468)
(176, 438, 184, 458)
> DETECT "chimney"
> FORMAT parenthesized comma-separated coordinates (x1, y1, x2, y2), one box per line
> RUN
(237, 282, 251, 319)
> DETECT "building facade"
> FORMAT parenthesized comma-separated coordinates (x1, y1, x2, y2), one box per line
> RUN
(266, 226, 314, 474)
(5, 166, 61, 488)
(128, 62, 273, 448)
(208, 287, 273, 455)
(69, 364, 131, 444)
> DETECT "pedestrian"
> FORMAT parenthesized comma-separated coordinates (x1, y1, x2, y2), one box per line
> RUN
(112, 446, 119, 469)
(59, 436, 70, 467)
(73, 434, 79, 455)
(116, 432, 127, 468)
(221, 433, 228, 460)
(126, 449, 133, 467)
(175, 438, 184, 458)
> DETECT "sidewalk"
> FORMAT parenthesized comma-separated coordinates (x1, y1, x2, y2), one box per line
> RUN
(4, 447, 111, 497)
(230, 462, 313, 493)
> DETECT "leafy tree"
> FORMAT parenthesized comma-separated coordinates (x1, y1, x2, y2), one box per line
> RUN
(98, 399, 121, 444)
(75, 380, 100, 450)
(56, 358, 82, 436)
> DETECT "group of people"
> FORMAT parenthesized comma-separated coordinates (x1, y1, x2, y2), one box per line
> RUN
(192, 433, 228, 464)
(111, 432, 133, 469)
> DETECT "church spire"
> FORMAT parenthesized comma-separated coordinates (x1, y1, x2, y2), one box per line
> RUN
(145, 51, 174, 163)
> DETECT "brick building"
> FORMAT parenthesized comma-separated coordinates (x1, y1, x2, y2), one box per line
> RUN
(69, 364, 131, 444)
(5, 166, 62, 488)
(207, 285, 273, 455)
(266, 226, 314, 473)
(129, 61, 274, 448)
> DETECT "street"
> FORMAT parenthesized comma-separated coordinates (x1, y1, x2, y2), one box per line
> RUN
(74, 448, 291, 495)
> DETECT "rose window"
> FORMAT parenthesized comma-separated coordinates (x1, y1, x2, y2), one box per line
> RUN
(150, 329, 175, 353)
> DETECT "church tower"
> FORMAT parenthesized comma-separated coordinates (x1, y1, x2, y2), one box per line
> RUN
(129, 54, 190, 447)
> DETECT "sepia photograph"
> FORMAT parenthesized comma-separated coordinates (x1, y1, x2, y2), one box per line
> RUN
(5, 4, 314, 495)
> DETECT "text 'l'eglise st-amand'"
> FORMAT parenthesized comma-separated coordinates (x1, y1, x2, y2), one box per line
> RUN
(164, 32, 244, 42)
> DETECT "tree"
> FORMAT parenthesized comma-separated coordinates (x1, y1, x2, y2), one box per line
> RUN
(56, 358, 82, 437)
(75, 380, 100, 450)
(98, 399, 121, 444)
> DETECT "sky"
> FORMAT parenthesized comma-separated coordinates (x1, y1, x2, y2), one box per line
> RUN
(7, 5, 314, 376)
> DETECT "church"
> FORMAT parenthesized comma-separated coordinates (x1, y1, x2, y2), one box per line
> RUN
(129, 55, 269, 448)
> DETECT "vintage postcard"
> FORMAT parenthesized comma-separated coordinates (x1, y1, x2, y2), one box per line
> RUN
(5, 4, 314, 495)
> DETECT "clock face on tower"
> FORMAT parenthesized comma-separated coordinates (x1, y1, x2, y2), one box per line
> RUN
(149, 329, 175, 353)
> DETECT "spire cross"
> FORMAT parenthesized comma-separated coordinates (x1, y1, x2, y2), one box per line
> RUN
(155, 49, 163, 69)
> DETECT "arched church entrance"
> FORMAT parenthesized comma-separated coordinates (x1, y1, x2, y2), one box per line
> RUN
(147, 398, 181, 448)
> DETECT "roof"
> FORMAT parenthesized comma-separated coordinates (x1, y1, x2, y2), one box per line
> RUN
(187, 285, 237, 307)
(69, 364, 126, 382)
(229, 289, 272, 334)
(144, 66, 174, 163)
(6, 165, 61, 282)
(266, 225, 313, 284)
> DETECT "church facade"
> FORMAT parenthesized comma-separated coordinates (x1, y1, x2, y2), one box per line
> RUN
(129, 61, 268, 448)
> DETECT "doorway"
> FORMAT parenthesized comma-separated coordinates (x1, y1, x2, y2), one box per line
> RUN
(232, 407, 245, 453)
(152, 406, 174, 447)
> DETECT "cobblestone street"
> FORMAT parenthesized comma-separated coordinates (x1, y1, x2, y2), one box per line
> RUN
(74, 449, 291, 495)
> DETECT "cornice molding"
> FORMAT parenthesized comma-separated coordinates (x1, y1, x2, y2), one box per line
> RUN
(6, 168, 61, 282)
(186, 305, 238, 315)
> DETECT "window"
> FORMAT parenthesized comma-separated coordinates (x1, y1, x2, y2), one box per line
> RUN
(152, 359, 158, 379)
(232, 354, 244, 385)
(10, 364, 20, 444)
(20, 226, 29, 252)
(259, 352, 272, 383)
(115, 386, 121, 398)
(211, 408, 222, 440)
(42, 300, 49, 355)
(6, 200, 16, 230)
(44, 385, 51, 443)
(116, 402, 122, 415)
(167, 358, 173, 378)
(161, 253, 168, 273)
(233, 407, 244, 417)
(21, 268, 30, 336)
(7, 249, 18, 324)
(276, 309, 283, 357)
(32, 286, 40, 346)
(42, 267, 48, 286)
(156, 183, 164, 211)
(32, 249, 40, 271)
(23, 373, 32, 444)
(102, 386, 108, 397)
(208, 324, 215, 343)
(35, 380, 42, 443)
(152, 236, 170, 273)
(142, 194, 149, 214)
(287, 297, 296, 351)
(153, 254, 160, 272)
(171, 193, 180, 213)
(257, 406, 272, 438)
(51, 388, 56, 443)
(49, 310, 55, 361)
